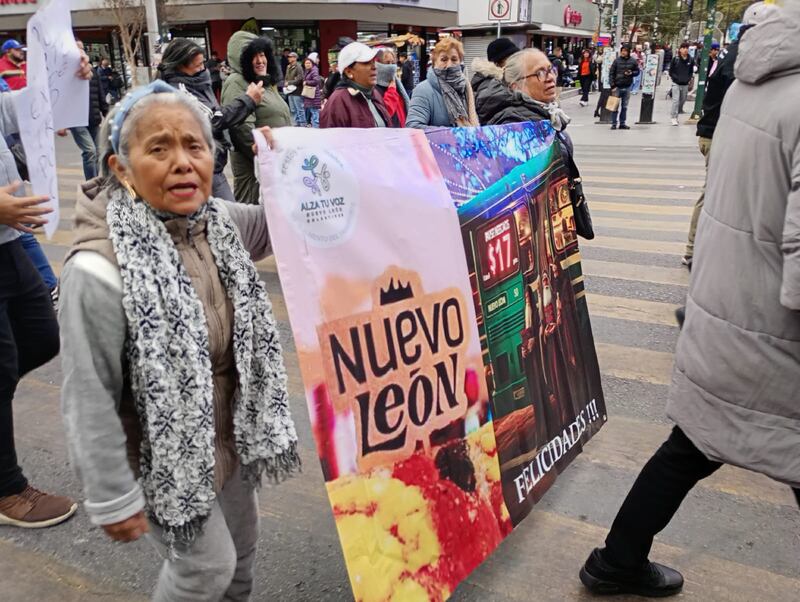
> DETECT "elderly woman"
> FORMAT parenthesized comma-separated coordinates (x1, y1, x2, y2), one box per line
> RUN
(59, 81, 300, 602)
(406, 38, 479, 129)
(374, 47, 410, 128)
(222, 32, 291, 203)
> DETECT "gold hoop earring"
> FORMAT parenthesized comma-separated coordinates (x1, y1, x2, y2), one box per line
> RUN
(122, 180, 137, 199)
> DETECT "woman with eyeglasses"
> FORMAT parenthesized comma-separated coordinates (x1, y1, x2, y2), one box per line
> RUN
(406, 38, 479, 129)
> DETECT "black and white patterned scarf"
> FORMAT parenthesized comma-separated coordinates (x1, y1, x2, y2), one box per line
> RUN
(106, 188, 300, 549)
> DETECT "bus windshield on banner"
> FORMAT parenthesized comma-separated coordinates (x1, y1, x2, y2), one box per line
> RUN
(257, 122, 607, 602)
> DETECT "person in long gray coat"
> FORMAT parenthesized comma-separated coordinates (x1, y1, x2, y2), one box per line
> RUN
(579, 2, 800, 598)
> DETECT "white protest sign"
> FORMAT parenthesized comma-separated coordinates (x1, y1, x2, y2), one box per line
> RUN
(26, 0, 88, 130)
(15, 83, 59, 238)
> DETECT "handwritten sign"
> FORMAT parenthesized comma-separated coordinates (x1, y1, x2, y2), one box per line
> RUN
(13, 0, 86, 238)
(15, 71, 59, 238)
(26, 0, 88, 130)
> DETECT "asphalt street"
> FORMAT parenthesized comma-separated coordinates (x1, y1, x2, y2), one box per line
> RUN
(2, 84, 799, 601)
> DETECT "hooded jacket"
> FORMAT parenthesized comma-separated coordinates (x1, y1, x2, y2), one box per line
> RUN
(221, 32, 291, 203)
(609, 54, 640, 88)
(471, 58, 515, 126)
(669, 53, 695, 85)
(59, 179, 272, 526)
(666, 4, 800, 488)
(159, 66, 256, 175)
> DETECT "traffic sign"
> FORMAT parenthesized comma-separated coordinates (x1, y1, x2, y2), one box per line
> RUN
(489, 0, 512, 21)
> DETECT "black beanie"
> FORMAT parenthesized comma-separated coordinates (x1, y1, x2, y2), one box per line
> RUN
(487, 37, 519, 65)
(158, 38, 204, 75)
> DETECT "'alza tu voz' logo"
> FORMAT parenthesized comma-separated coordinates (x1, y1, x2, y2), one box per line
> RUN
(301, 155, 331, 196)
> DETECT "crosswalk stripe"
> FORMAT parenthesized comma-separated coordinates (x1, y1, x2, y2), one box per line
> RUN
(581, 166, 705, 177)
(590, 201, 692, 216)
(593, 216, 688, 233)
(586, 293, 680, 326)
(586, 188, 697, 202)
(586, 416, 798, 508)
(582, 259, 689, 286)
(467, 510, 800, 600)
(586, 175, 705, 187)
(587, 235, 686, 255)
(595, 342, 674, 385)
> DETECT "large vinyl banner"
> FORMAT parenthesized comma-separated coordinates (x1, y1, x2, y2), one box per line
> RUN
(257, 122, 606, 602)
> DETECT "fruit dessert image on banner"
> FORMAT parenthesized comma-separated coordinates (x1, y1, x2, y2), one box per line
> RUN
(255, 122, 605, 602)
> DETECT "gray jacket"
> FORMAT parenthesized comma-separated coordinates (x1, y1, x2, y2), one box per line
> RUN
(0, 91, 23, 246)
(60, 184, 272, 526)
(406, 76, 451, 129)
(666, 5, 800, 488)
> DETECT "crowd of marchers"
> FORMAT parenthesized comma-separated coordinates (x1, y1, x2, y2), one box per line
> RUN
(0, 1, 798, 599)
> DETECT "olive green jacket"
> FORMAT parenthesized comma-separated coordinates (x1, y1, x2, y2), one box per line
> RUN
(221, 31, 291, 203)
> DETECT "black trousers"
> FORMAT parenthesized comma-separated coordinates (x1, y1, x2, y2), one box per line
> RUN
(580, 75, 592, 102)
(605, 426, 800, 569)
(0, 239, 60, 497)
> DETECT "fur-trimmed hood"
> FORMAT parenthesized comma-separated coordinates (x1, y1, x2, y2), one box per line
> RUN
(470, 57, 515, 126)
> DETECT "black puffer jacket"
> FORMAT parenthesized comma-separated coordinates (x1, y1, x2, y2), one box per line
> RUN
(158, 68, 256, 174)
(609, 55, 640, 88)
(89, 68, 108, 128)
(470, 58, 515, 125)
(669, 54, 695, 85)
(483, 86, 575, 168)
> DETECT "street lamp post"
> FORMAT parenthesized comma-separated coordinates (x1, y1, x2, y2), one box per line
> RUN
(690, 0, 717, 119)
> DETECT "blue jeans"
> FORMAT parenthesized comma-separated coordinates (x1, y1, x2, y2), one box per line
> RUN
(19, 233, 57, 290)
(305, 107, 320, 128)
(612, 87, 631, 126)
(287, 95, 306, 126)
(630, 71, 642, 94)
(69, 125, 99, 180)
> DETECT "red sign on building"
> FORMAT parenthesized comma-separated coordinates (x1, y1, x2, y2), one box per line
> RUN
(564, 5, 583, 27)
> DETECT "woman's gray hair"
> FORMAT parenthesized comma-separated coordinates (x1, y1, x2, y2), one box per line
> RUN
(503, 48, 544, 87)
(98, 90, 215, 186)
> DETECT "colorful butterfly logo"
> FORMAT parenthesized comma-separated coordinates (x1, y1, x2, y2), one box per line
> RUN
(301, 155, 330, 195)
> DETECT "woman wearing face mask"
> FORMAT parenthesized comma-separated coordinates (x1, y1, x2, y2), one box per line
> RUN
(406, 38, 479, 129)
(374, 48, 410, 128)
(59, 82, 300, 601)
(221, 32, 291, 203)
(157, 38, 264, 202)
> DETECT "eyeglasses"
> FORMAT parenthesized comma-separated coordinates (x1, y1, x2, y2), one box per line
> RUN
(516, 65, 558, 83)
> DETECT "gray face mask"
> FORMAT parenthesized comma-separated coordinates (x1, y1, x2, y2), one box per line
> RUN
(375, 62, 397, 87)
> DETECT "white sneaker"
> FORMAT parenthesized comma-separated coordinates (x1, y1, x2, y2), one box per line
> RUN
(671, 118, 679, 126)
(579, 100, 588, 107)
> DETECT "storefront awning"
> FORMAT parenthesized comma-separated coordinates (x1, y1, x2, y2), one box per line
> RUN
(533, 24, 598, 38)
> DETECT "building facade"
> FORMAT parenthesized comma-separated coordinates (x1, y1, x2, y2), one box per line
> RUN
(0, 0, 458, 75)
(455, 0, 604, 66)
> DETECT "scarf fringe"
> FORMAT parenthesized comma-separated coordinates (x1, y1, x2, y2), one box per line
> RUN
(241, 443, 303, 488)
(158, 515, 209, 560)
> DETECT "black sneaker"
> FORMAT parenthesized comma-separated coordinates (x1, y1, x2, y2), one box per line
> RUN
(579, 548, 684, 598)
(610, 124, 618, 130)
(619, 125, 631, 130)
(675, 307, 686, 329)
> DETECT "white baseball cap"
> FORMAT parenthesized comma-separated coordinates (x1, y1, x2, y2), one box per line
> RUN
(337, 42, 378, 74)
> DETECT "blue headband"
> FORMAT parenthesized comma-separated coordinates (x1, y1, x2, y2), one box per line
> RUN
(109, 80, 179, 154)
